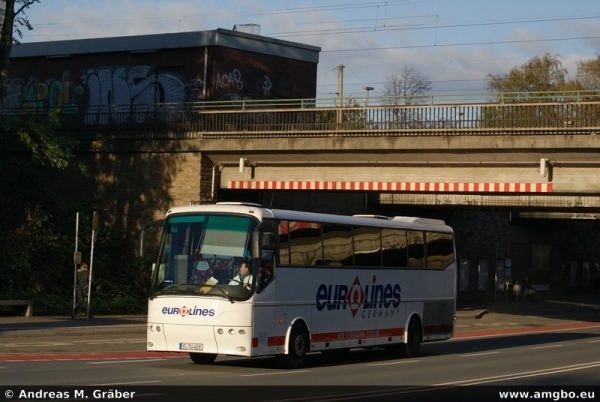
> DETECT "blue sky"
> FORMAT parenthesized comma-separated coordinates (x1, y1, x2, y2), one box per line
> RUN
(19, 0, 600, 99)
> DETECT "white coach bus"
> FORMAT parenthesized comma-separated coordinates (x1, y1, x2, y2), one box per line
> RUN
(144, 202, 456, 369)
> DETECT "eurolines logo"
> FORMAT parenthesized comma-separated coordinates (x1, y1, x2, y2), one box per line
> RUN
(162, 306, 215, 317)
(315, 275, 401, 318)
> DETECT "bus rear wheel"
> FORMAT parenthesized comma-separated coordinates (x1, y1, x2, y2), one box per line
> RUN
(189, 352, 217, 364)
(276, 325, 309, 369)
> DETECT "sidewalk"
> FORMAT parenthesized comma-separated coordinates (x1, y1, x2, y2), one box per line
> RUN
(456, 293, 600, 319)
(0, 315, 147, 338)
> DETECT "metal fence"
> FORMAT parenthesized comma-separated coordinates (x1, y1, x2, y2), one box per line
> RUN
(2, 91, 600, 140)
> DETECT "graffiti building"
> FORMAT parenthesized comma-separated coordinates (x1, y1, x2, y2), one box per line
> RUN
(6, 27, 321, 118)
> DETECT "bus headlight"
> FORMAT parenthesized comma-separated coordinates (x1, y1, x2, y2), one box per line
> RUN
(217, 328, 224, 335)
(228, 329, 236, 335)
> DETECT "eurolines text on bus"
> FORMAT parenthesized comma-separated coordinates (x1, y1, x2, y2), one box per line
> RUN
(162, 306, 215, 317)
(315, 276, 401, 318)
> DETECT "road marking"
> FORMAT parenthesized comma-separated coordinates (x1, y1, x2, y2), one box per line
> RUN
(241, 370, 311, 377)
(87, 358, 169, 364)
(531, 344, 562, 350)
(367, 360, 420, 367)
(93, 380, 162, 386)
(434, 361, 600, 386)
(87, 341, 127, 344)
(73, 339, 146, 344)
(587, 339, 600, 343)
(459, 351, 500, 358)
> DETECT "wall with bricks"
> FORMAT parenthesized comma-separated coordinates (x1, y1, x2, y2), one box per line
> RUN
(32, 149, 207, 240)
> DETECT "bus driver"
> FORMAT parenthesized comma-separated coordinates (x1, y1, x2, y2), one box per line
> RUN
(229, 262, 252, 288)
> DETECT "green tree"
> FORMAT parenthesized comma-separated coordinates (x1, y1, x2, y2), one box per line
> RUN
(483, 54, 574, 128)
(575, 55, 600, 91)
(486, 53, 569, 101)
(0, 1, 101, 313)
(0, 1, 87, 173)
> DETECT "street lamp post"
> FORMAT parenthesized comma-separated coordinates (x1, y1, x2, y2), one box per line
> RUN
(362, 86, 374, 106)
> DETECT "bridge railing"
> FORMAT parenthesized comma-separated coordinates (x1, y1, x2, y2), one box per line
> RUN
(1, 91, 600, 140)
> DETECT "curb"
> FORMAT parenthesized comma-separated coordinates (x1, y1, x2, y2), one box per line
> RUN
(455, 309, 489, 320)
(0, 324, 146, 339)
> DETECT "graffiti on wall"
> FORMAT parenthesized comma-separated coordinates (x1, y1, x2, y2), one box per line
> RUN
(2, 63, 301, 124)
(4, 65, 187, 124)
(216, 68, 244, 91)
(215, 67, 273, 100)
(82, 65, 186, 124)
(4, 72, 84, 115)
(186, 78, 205, 103)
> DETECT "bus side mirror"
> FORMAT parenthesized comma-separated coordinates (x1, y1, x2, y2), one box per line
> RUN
(139, 219, 164, 257)
(252, 230, 261, 260)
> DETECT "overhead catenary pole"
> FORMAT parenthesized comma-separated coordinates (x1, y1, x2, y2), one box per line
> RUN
(337, 64, 344, 125)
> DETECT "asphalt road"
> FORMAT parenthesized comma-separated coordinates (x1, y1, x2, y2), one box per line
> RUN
(0, 325, 599, 402)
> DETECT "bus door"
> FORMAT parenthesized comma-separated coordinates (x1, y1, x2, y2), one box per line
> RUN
(251, 225, 280, 355)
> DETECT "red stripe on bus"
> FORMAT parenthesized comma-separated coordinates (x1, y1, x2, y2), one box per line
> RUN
(311, 327, 404, 343)
(267, 336, 286, 347)
(253, 327, 408, 349)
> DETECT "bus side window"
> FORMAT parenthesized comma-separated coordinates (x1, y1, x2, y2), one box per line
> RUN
(407, 230, 425, 268)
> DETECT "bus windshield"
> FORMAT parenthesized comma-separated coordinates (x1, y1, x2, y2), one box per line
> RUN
(149, 214, 258, 300)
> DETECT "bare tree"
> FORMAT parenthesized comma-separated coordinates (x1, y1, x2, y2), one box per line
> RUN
(382, 66, 432, 106)
(381, 66, 432, 128)
(0, 0, 40, 111)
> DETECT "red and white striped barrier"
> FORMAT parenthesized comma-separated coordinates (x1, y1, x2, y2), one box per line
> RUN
(227, 181, 553, 193)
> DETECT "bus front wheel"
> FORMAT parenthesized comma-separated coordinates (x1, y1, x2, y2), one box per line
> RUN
(189, 352, 217, 364)
(276, 325, 309, 369)
(401, 319, 422, 358)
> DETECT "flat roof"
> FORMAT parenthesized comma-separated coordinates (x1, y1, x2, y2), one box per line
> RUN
(10, 28, 320, 63)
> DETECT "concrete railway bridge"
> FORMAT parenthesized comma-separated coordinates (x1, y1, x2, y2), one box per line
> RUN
(24, 92, 599, 220)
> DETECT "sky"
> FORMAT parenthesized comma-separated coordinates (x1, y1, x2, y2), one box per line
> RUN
(17, 0, 600, 100)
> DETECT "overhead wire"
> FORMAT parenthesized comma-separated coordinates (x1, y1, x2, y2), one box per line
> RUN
(22, 1, 599, 94)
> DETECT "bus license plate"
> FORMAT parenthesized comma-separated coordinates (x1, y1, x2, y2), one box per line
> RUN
(179, 343, 203, 351)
